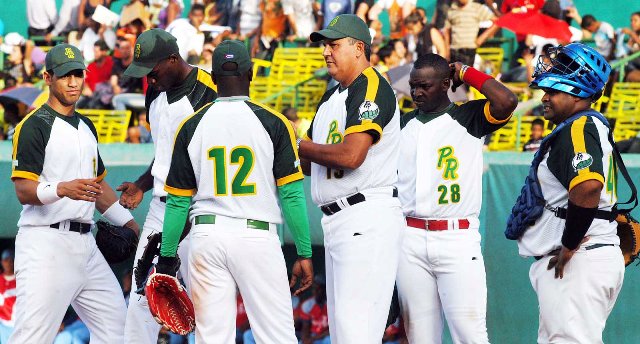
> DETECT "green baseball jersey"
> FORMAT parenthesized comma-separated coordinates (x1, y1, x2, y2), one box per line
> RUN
(518, 115, 619, 256)
(164, 96, 303, 224)
(11, 104, 106, 227)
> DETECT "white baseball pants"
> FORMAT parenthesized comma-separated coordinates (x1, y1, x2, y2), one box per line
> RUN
(321, 197, 404, 344)
(9, 226, 127, 344)
(188, 215, 298, 344)
(530, 244, 624, 344)
(125, 197, 191, 344)
(396, 225, 489, 344)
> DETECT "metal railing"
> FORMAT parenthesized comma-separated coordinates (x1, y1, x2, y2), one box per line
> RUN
(611, 51, 640, 82)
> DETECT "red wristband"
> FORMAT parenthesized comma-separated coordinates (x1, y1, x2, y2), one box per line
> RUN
(461, 66, 493, 90)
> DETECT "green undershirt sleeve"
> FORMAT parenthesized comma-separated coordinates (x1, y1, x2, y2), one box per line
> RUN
(160, 193, 192, 257)
(278, 180, 312, 258)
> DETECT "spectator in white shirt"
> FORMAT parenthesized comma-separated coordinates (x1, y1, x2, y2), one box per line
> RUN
(166, 3, 205, 63)
(577, 13, 616, 60)
(26, 0, 58, 38)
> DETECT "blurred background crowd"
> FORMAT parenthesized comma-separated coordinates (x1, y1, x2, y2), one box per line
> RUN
(0, 0, 638, 153)
(0, 1, 639, 342)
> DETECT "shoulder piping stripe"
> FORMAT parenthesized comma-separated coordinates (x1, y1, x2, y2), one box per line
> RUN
(11, 107, 40, 162)
(196, 68, 217, 92)
(362, 67, 379, 101)
(246, 100, 301, 162)
(172, 102, 213, 149)
(570, 116, 590, 177)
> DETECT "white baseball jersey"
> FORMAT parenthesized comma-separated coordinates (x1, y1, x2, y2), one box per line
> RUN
(304, 67, 400, 205)
(10, 104, 127, 344)
(518, 115, 619, 257)
(11, 104, 106, 226)
(164, 96, 303, 224)
(146, 67, 217, 198)
(398, 100, 509, 222)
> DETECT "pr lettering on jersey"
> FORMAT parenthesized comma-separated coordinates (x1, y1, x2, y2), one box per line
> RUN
(436, 146, 459, 180)
(358, 101, 379, 121)
(325, 120, 343, 144)
(572, 152, 593, 172)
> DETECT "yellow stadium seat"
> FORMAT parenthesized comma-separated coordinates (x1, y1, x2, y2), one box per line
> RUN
(476, 47, 504, 77)
(504, 82, 531, 102)
(77, 109, 132, 143)
(251, 47, 328, 114)
(488, 116, 553, 151)
(252, 58, 272, 79)
(613, 114, 640, 142)
(605, 82, 640, 118)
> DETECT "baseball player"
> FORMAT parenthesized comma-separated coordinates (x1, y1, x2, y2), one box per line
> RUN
(9, 44, 139, 344)
(117, 29, 218, 343)
(514, 43, 623, 343)
(396, 53, 517, 343)
(299, 14, 405, 343)
(157, 39, 314, 344)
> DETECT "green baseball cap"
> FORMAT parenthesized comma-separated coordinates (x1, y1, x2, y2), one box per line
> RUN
(45, 44, 86, 76)
(124, 29, 180, 78)
(212, 40, 252, 77)
(310, 14, 372, 46)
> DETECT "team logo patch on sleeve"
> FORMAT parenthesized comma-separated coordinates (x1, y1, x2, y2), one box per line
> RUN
(358, 101, 380, 121)
(572, 152, 593, 171)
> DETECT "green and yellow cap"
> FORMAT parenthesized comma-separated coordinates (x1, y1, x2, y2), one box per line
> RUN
(310, 14, 372, 46)
(124, 29, 180, 78)
(45, 44, 86, 76)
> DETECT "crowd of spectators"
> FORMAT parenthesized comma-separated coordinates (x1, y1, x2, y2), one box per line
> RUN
(0, 1, 639, 143)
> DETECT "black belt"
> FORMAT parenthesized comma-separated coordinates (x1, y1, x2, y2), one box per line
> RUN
(50, 221, 92, 234)
(160, 196, 167, 203)
(534, 243, 615, 260)
(553, 207, 616, 222)
(320, 188, 398, 216)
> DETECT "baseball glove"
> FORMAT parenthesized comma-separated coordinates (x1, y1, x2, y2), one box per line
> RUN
(133, 232, 162, 295)
(145, 259, 195, 335)
(616, 212, 640, 267)
(95, 220, 139, 264)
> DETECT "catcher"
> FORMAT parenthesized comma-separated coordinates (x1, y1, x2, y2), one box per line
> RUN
(507, 42, 630, 342)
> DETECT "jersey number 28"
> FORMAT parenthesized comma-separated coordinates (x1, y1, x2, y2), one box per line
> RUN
(208, 146, 256, 196)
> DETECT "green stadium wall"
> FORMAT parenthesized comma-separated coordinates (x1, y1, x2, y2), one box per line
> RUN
(1, 142, 640, 342)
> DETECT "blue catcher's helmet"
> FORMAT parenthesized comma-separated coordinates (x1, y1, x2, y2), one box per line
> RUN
(530, 42, 611, 99)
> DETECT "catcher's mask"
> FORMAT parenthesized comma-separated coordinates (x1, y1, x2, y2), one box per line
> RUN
(530, 42, 610, 100)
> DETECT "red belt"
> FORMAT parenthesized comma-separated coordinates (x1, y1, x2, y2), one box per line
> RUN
(406, 217, 470, 231)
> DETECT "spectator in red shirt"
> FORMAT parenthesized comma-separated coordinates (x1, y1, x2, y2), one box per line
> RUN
(0, 249, 16, 343)
(300, 275, 329, 344)
(78, 40, 115, 109)
(501, 0, 545, 68)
